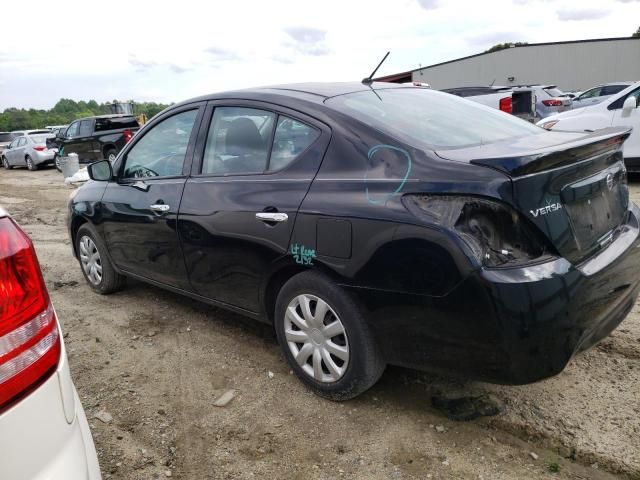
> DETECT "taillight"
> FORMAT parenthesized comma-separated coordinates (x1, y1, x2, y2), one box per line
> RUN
(542, 99, 563, 107)
(499, 96, 512, 114)
(32, 146, 46, 152)
(0, 216, 60, 412)
(123, 129, 133, 143)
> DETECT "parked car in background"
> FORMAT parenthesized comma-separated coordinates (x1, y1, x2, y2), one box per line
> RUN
(0, 132, 18, 156)
(0, 206, 101, 480)
(570, 82, 634, 110)
(51, 115, 140, 170)
(539, 81, 640, 172)
(68, 82, 639, 400)
(512, 84, 572, 119)
(2, 132, 56, 170)
(441, 85, 536, 122)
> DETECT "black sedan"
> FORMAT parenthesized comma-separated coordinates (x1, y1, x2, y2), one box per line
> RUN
(68, 82, 640, 399)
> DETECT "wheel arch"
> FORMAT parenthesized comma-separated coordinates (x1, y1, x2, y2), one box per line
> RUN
(70, 215, 88, 258)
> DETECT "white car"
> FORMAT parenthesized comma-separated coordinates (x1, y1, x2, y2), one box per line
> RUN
(0, 207, 101, 480)
(539, 81, 640, 172)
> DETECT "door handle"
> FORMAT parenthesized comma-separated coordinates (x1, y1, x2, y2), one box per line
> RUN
(150, 204, 170, 213)
(255, 212, 288, 223)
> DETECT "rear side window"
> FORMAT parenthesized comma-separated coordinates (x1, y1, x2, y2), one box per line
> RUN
(122, 109, 198, 179)
(79, 120, 92, 136)
(601, 85, 627, 96)
(17, 137, 26, 147)
(269, 117, 319, 171)
(202, 107, 275, 175)
(95, 116, 139, 131)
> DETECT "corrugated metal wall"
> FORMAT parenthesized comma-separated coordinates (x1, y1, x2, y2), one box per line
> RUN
(411, 39, 640, 91)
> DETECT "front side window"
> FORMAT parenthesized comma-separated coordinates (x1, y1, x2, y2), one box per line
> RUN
(326, 88, 542, 149)
(66, 122, 80, 138)
(269, 117, 319, 171)
(202, 107, 275, 175)
(79, 120, 92, 136)
(578, 87, 601, 100)
(122, 109, 198, 179)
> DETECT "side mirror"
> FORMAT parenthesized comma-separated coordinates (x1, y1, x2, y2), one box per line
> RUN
(87, 160, 113, 181)
(622, 96, 638, 112)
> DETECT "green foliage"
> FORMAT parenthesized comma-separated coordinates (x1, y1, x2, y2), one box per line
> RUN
(633, 26, 640, 38)
(547, 462, 561, 473)
(484, 42, 528, 53)
(0, 99, 172, 131)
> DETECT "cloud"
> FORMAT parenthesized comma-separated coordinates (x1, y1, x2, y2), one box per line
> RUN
(416, 0, 440, 9)
(272, 54, 295, 64)
(128, 55, 157, 71)
(556, 8, 610, 20)
(204, 47, 241, 62)
(169, 64, 190, 74)
(283, 27, 331, 56)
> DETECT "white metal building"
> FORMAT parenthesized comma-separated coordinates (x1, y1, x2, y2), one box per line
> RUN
(377, 37, 640, 92)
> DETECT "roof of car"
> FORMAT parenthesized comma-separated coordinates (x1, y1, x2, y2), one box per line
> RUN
(174, 81, 408, 108)
(73, 114, 136, 121)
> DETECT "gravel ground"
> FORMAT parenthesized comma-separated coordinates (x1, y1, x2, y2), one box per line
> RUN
(1, 167, 639, 480)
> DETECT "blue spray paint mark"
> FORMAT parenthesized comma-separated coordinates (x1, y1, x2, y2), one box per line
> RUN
(291, 243, 316, 265)
(364, 144, 412, 205)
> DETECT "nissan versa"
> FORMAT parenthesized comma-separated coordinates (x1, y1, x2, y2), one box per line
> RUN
(67, 83, 640, 400)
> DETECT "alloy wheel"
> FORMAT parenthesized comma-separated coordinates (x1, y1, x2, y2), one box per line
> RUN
(108, 153, 116, 162)
(79, 235, 103, 285)
(284, 294, 349, 383)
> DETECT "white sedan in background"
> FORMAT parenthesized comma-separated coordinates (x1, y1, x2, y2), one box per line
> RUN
(539, 81, 640, 172)
(0, 207, 101, 480)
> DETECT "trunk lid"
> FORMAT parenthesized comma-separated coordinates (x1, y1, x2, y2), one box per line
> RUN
(436, 127, 632, 264)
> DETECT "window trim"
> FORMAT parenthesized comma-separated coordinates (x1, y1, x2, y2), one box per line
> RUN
(192, 100, 325, 178)
(113, 103, 205, 183)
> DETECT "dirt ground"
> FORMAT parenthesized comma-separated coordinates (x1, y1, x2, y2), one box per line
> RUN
(1, 166, 639, 480)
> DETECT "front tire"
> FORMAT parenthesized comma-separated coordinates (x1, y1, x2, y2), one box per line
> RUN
(274, 271, 385, 400)
(76, 224, 126, 294)
(104, 148, 117, 163)
(26, 156, 37, 171)
(2, 157, 11, 169)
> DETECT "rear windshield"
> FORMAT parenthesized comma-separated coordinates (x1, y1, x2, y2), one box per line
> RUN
(0, 133, 16, 142)
(325, 88, 542, 149)
(543, 87, 564, 97)
(29, 134, 52, 143)
(95, 116, 139, 132)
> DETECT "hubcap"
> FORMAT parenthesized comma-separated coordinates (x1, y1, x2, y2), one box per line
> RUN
(79, 235, 102, 285)
(108, 153, 116, 162)
(284, 294, 349, 383)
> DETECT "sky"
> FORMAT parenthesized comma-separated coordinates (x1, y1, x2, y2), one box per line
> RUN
(0, 0, 638, 110)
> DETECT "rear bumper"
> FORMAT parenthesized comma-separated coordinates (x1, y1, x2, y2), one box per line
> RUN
(33, 150, 56, 165)
(0, 329, 101, 480)
(358, 203, 640, 384)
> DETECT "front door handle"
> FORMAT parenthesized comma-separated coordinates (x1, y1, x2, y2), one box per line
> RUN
(255, 212, 288, 223)
(150, 204, 170, 213)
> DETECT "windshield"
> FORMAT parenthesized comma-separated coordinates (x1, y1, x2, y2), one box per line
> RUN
(325, 88, 542, 149)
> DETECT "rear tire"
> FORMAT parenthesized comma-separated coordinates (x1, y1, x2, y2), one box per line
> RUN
(54, 154, 62, 172)
(26, 156, 37, 171)
(274, 270, 385, 401)
(76, 224, 126, 294)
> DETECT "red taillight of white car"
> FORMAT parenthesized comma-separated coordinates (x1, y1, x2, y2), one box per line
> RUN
(0, 216, 60, 412)
(32, 146, 46, 152)
(542, 99, 563, 107)
(499, 97, 513, 114)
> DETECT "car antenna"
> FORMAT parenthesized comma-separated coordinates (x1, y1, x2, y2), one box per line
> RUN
(362, 51, 390, 85)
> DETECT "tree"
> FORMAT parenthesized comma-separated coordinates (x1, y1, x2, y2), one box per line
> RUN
(485, 42, 528, 53)
(633, 26, 640, 38)
(0, 98, 172, 130)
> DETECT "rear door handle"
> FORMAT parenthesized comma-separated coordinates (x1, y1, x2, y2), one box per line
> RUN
(255, 212, 288, 223)
(150, 204, 170, 213)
